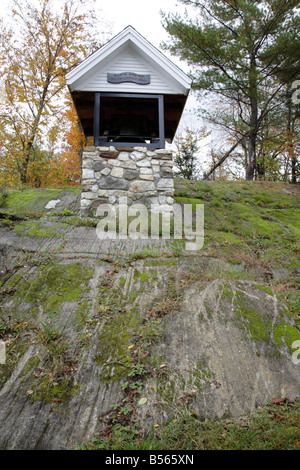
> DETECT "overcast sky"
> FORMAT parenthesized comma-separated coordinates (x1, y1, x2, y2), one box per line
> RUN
(101, 0, 184, 49)
(3, 0, 187, 61)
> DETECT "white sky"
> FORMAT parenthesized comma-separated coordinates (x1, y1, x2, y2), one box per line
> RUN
(101, 0, 184, 50)
(3, 0, 187, 65)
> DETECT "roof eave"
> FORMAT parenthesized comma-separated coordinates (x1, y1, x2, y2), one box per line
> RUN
(66, 26, 191, 94)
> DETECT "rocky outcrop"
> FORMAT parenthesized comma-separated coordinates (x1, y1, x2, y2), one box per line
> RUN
(0, 220, 299, 449)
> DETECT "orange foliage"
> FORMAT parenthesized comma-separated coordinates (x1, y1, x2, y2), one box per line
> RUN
(0, 0, 101, 188)
(0, 98, 85, 188)
(47, 97, 85, 187)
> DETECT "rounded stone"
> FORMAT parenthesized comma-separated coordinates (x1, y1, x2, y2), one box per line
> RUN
(124, 169, 139, 180)
(118, 152, 130, 161)
(110, 167, 124, 178)
(80, 199, 91, 208)
(82, 169, 95, 179)
(131, 151, 146, 161)
(140, 167, 153, 175)
(100, 167, 111, 176)
(136, 159, 151, 167)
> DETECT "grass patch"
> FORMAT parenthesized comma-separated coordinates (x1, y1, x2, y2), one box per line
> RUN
(0, 262, 93, 322)
(2, 186, 80, 218)
(13, 220, 63, 237)
(78, 398, 300, 450)
(0, 261, 93, 400)
(173, 180, 300, 269)
(5, 188, 63, 213)
(60, 216, 98, 227)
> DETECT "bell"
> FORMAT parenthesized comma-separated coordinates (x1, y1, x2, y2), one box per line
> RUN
(119, 117, 140, 136)
(109, 114, 149, 143)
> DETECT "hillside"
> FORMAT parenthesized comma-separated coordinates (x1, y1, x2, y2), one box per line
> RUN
(0, 179, 299, 450)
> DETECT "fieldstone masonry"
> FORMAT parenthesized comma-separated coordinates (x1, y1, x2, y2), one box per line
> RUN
(80, 146, 175, 217)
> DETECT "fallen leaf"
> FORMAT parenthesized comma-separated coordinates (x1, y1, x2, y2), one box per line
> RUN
(272, 397, 287, 405)
(138, 397, 147, 405)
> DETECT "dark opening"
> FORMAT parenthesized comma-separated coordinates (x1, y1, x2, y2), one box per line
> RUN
(100, 96, 159, 144)
(93, 93, 165, 148)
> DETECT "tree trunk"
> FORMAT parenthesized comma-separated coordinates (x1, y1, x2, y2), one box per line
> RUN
(19, 78, 50, 185)
(246, 55, 258, 181)
(20, 141, 34, 185)
(20, 170, 27, 185)
(246, 130, 257, 180)
(203, 142, 239, 180)
(286, 85, 297, 184)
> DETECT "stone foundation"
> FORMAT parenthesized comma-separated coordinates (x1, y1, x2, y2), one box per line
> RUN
(80, 146, 174, 217)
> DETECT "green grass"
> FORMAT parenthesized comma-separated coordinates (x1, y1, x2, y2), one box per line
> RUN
(0, 261, 93, 401)
(1, 186, 80, 217)
(13, 220, 63, 237)
(174, 179, 300, 270)
(78, 399, 300, 450)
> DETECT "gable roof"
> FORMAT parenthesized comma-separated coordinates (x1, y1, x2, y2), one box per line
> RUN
(66, 25, 192, 96)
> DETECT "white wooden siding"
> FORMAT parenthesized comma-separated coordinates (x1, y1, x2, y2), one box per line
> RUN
(74, 45, 183, 94)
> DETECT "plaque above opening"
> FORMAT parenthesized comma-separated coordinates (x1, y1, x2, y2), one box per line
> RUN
(107, 72, 150, 85)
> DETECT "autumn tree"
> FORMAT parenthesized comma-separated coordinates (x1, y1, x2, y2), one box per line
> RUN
(0, 0, 102, 186)
(48, 94, 85, 186)
(162, 0, 300, 180)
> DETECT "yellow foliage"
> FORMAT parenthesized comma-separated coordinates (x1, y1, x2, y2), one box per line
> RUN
(0, 0, 102, 187)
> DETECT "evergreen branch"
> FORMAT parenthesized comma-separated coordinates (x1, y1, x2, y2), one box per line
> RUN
(167, 21, 248, 94)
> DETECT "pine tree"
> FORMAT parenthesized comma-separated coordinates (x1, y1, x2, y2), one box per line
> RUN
(174, 128, 209, 179)
(162, 0, 300, 180)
